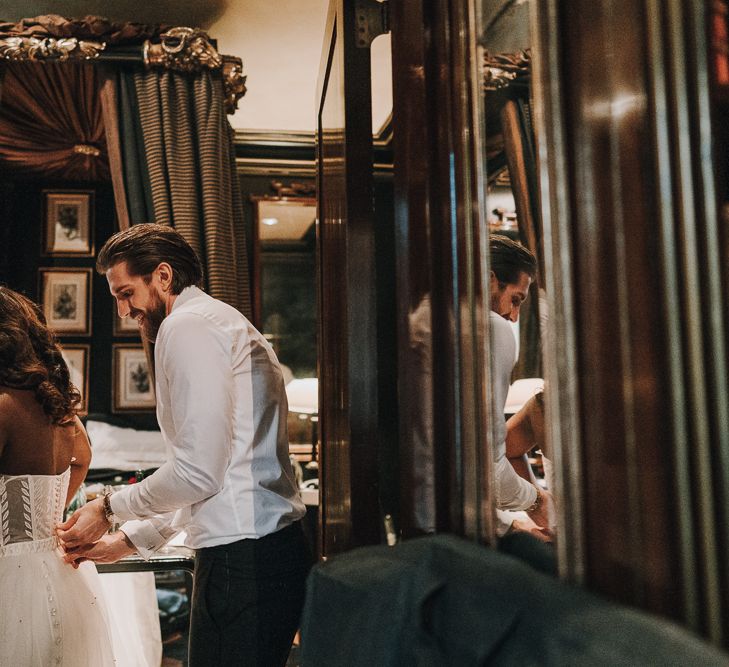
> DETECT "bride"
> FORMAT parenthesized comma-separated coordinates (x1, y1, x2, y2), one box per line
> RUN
(0, 287, 116, 666)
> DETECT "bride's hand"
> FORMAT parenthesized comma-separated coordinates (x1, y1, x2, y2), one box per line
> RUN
(56, 498, 110, 548)
(63, 532, 136, 569)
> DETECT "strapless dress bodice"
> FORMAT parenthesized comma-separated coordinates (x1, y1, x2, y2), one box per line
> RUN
(0, 467, 70, 557)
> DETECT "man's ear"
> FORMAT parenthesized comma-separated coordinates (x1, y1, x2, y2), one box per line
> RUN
(155, 262, 174, 292)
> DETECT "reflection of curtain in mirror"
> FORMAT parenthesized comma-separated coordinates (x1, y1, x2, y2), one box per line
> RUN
(501, 97, 543, 378)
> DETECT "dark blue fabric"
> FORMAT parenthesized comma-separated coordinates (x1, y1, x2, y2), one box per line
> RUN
(301, 534, 729, 666)
(117, 69, 154, 224)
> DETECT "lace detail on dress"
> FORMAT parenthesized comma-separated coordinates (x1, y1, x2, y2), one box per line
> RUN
(0, 535, 59, 557)
(0, 478, 9, 544)
(0, 469, 69, 553)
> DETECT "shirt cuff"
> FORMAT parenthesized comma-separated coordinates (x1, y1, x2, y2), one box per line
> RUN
(119, 519, 168, 560)
(109, 485, 138, 522)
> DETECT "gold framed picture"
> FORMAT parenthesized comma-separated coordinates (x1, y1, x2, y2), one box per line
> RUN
(60, 344, 90, 416)
(112, 344, 155, 412)
(42, 190, 94, 256)
(39, 268, 92, 335)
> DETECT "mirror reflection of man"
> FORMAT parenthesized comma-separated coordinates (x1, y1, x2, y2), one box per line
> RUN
(489, 235, 554, 537)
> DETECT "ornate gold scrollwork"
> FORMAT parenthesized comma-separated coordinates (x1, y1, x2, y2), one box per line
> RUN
(483, 50, 531, 91)
(0, 37, 105, 61)
(144, 27, 223, 73)
(222, 56, 247, 115)
(73, 144, 101, 157)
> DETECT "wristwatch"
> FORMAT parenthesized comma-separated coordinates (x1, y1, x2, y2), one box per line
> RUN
(102, 491, 117, 527)
(525, 488, 542, 514)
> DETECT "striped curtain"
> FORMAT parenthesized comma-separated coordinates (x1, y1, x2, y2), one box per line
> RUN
(114, 68, 250, 318)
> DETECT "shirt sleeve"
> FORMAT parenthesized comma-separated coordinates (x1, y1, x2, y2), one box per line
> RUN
(490, 313, 538, 511)
(110, 312, 235, 521)
(119, 515, 180, 560)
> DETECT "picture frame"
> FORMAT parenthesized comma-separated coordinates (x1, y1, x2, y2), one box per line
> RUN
(60, 344, 90, 416)
(39, 268, 92, 335)
(112, 344, 156, 412)
(113, 311, 140, 337)
(42, 190, 94, 256)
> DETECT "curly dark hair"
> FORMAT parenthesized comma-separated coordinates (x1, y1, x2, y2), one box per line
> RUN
(0, 287, 81, 424)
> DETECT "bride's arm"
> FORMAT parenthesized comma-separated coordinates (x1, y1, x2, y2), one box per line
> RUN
(66, 416, 91, 507)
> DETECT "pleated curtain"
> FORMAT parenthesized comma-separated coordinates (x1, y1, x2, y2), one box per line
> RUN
(125, 68, 251, 319)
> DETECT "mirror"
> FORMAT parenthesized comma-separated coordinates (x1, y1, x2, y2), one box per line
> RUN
(479, 1, 554, 542)
(252, 196, 317, 460)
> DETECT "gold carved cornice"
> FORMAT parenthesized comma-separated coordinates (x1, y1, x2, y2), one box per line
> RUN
(222, 56, 247, 115)
(143, 28, 247, 114)
(0, 36, 105, 61)
(143, 27, 222, 72)
(483, 50, 531, 91)
(0, 25, 247, 116)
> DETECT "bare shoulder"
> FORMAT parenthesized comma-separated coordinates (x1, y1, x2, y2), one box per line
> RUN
(0, 387, 16, 428)
(0, 388, 15, 454)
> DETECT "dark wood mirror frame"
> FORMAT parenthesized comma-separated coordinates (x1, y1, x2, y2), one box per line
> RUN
(250, 195, 316, 330)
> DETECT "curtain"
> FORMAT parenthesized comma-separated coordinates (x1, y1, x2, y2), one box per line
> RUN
(0, 62, 108, 181)
(501, 97, 542, 378)
(129, 68, 251, 318)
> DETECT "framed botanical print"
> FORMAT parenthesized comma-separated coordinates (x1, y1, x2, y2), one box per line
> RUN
(112, 344, 156, 412)
(39, 268, 92, 335)
(60, 344, 90, 416)
(42, 190, 94, 256)
(113, 312, 140, 337)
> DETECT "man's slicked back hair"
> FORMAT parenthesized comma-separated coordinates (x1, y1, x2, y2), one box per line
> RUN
(96, 223, 203, 294)
(489, 234, 537, 285)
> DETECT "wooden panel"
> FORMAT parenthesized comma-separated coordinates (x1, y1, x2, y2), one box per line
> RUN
(533, 0, 729, 646)
(315, 0, 381, 555)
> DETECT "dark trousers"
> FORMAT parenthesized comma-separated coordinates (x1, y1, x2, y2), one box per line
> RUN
(189, 521, 313, 667)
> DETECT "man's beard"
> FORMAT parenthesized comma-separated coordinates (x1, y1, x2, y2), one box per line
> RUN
(135, 291, 166, 342)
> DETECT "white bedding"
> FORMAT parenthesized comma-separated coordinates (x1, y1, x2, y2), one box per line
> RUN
(86, 420, 168, 471)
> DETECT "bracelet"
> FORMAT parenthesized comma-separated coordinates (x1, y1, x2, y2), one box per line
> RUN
(525, 488, 542, 514)
(102, 492, 116, 525)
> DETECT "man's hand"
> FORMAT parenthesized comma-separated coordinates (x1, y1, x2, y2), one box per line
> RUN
(510, 518, 554, 543)
(525, 487, 556, 531)
(56, 497, 110, 549)
(62, 532, 136, 569)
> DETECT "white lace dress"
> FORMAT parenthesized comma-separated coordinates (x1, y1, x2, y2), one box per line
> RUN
(0, 468, 116, 666)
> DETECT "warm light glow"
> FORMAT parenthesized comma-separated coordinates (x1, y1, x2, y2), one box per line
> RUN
(285, 378, 318, 414)
(262, 217, 279, 226)
(504, 378, 544, 415)
(586, 92, 646, 120)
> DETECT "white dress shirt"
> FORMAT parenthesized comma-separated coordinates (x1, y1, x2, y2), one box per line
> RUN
(112, 286, 306, 558)
(489, 311, 538, 511)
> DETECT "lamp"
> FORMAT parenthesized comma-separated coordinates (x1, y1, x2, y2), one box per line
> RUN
(285, 378, 319, 463)
(285, 378, 318, 414)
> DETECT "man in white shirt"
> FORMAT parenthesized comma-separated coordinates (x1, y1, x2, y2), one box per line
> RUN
(489, 235, 553, 533)
(58, 224, 310, 666)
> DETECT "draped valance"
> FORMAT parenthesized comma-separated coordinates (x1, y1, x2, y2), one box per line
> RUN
(0, 15, 251, 318)
(0, 63, 107, 181)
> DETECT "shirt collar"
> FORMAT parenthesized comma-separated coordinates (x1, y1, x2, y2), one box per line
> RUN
(170, 285, 205, 313)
